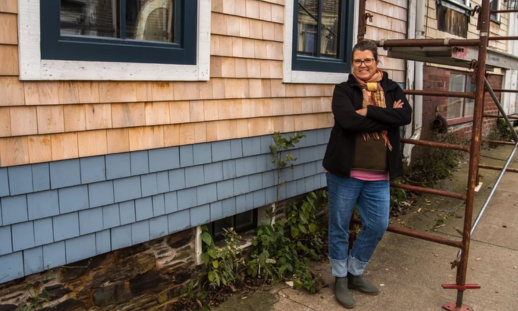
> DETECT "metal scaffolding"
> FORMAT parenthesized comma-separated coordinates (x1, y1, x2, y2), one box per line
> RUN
(356, 1, 518, 310)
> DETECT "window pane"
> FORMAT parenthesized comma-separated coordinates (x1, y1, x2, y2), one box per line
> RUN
(214, 216, 234, 239)
(297, 0, 319, 56)
(61, 0, 118, 38)
(448, 74, 466, 119)
(320, 0, 340, 58)
(465, 81, 476, 117)
(235, 211, 254, 231)
(126, 0, 174, 42)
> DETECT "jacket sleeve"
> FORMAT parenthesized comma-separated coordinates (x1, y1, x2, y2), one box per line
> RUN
(365, 84, 412, 126)
(332, 84, 393, 132)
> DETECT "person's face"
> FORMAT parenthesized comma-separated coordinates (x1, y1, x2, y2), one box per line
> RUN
(352, 50, 378, 80)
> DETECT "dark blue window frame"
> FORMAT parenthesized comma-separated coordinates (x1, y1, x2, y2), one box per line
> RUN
(40, 0, 197, 65)
(292, 0, 354, 73)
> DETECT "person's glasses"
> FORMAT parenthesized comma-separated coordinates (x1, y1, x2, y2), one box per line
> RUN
(353, 58, 374, 67)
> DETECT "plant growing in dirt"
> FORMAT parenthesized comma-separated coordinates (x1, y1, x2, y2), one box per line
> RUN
(486, 119, 515, 148)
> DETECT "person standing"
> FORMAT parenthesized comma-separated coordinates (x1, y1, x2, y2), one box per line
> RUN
(322, 40, 412, 309)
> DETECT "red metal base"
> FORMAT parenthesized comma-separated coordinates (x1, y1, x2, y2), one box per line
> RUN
(441, 284, 481, 290)
(442, 302, 475, 311)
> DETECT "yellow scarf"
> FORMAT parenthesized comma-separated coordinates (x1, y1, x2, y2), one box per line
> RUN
(352, 70, 392, 151)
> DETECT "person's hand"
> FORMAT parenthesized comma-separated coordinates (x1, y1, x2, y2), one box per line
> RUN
(356, 108, 367, 116)
(393, 100, 403, 109)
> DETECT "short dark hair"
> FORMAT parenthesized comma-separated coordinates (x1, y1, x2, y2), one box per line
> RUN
(351, 41, 378, 62)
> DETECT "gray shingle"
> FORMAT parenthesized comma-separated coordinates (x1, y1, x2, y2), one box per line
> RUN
(135, 197, 153, 221)
(324, 128, 331, 142)
(88, 181, 115, 208)
(260, 135, 273, 154)
(296, 179, 305, 196)
(242, 137, 261, 156)
(130, 151, 149, 176)
(233, 176, 250, 196)
(8, 165, 33, 196)
(0, 168, 9, 197)
(321, 173, 327, 188)
(169, 169, 185, 191)
(236, 194, 253, 214)
(119, 201, 136, 225)
(53, 213, 79, 241)
(1, 195, 28, 225)
(111, 225, 132, 250)
(106, 153, 131, 180)
(280, 167, 293, 184)
(304, 162, 318, 177)
(249, 174, 262, 192)
(316, 129, 326, 145)
(79, 206, 100, 232)
(293, 164, 305, 180)
(12, 221, 35, 252)
(305, 176, 316, 193)
(66, 234, 96, 264)
(180, 145, 194, 167)
(196, 183, 217, 205)
(190, 204, 210, 226)
(185, 166, 204, 188)
(210, 202, 223, 221)
(193, 143, 212, 165)
(287, 181, 297, 199)
(149, 215, 168, 240)
(152, 194, 165, 216)
(305, 130, 317, 146)
(96, 230, 111, 255)
(114, 176, 142, 203)
(149, 147, 180, 172)
(164, 192, 177, 214)
(32, 163, 50, 192)
(141, 173, 158, 197)
(204, 162, 223, 184)
(80, 156, 106, 184)
(221, 198, 236, 218)
(262, 171, 275, 188)
(230, 139, 243, 159)
(297, 134, 306, 148)
(131, 221, 150, 245)
(27, 190, 59, 220)
(299, 147, 313, 164)
(291, 149, 300, 165)
(34, 218, 54, 247)
(217, 180, 234, 200)
(157, 172, 169, 194)
(278, 185, 287, 201)
(253, 190, 266, 207)
(23, 246, 44, 275)
(240, 157, 257, 176)
(168, 210, 190, 234)
(0, 225, 12, 255)
(50, 159, 81, 189)
(256, 154, 268, 172)
(43, 241, 66, 269)
(0, 252, 24, 282)
(211, 141, 232, 162)
(222, 160, 236, 180)
(265, 187, 276, 205)
(177, 188, 197, 210)
(59, 185, 89, 214)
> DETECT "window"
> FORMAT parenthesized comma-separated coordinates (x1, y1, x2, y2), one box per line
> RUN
(18, 0, 210, 80)
(209, 210, 258, 241)
(490, 0, 500, 23)
(283, 0, 356, 84)
(447, 73, 476, 122)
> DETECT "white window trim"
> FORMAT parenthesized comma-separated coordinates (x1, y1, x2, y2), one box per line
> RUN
(18, 0, 211, 81)
(283, 0, 359, 84)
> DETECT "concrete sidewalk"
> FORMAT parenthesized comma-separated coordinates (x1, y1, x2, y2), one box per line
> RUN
(214, 146, 518, 311)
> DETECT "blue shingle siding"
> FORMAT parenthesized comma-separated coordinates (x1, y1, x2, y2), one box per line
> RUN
(106, 153, 131, 180)
(114, 176, 142, 202)
(177, 188, 197, 210)
(80, 156, 106, 184)
(190, 204, 210, 227)
(27, 190, 59, 220)
(217, 180, 234, 200)
(79, 207, 104, 235)
(66, 234, 96, 264)
(12, 221, 35, 252)
(0, 168, 9, 197)
(168, 209, 190, 233)
(32, 163, 50, 192)
(50, 159, 81, 189)
(0, 252, 24, 282)
(141, 173, 159, 197)
(265, 187, 276, 205)
(242, 137, 261, 156)
(164, 192, 178, 214)
(130, 151, 149, 176)
(222, 160, 236, 180)
(149, 147, 180, 172)
(88, 181, 115, 208)
(210, 202, 223, 221)
(119, 201, 136, 225)
(111, 224, 132, 250)
(53, 213, 79, 241)
(204, 162, 223, 184)
(0, 226, 12, 255)
(260, 136, 273, 154)
(169, 168, 186, 191)
(157, 172, 169, 193)
(43, 241, 66, 269)
(152, 194, 165, 216)
(8, 165, 33, 196)
(197, 184, 217, 206)
(96, 230, 111, 255)
(253, 190, 266, 208)
(262, 171, 275, 188)
(287, 181, 297, 199)
(291, 149, 300, 165)
(103, 204, 120, 229)
(293, 164, 305, 180)
(23, 247, 44, 275)
(34, 218, 54, 247)
(211, 140, 231, 162)
(135, 197, 153, 221)
(180, 145, 194, 167)
(221, 198, 236, 218)
(235, 193, 253, 214)
(185, 166, 204, 188)
(193, 143, 212, 165)
(233, 176, 249, 196)
(58, 185, 89, 214)
(149, 215, 168, 240)
(296, 179, 306, 196)
(230, 139, 243, 159)
(304, 162, 318, 177)
(248, 174, 262, 192)
(1, 195, 28, 225)
(131, 221, 150, 245)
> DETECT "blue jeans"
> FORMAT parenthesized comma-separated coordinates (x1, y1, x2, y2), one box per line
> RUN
(326, 172, 390, 277)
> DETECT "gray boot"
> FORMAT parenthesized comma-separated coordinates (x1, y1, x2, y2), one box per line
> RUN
(334, 277, 355, 308)
(347, 273, 379, 295)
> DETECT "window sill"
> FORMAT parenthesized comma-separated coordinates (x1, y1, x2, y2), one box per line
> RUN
(447, 116, 474, 126)
(439, 0, 471, 15)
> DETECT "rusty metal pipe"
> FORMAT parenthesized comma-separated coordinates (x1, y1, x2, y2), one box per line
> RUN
(489, 9, 518, 14)
(403, 90, 475, 98)
(483, 114, 518, 120)
(488, 36, 518, 41)
(401, 138, 471, 152)
(491, 89, 518, 93)
(390, 182, 467, 201)
(482, 139, 517, 146)
(479, 164, 518, 173)
(374, 39, 480, 48)
(357, 0, 367, 42)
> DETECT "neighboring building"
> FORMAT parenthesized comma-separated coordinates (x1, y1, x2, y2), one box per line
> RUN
(0, 1, 409, 309)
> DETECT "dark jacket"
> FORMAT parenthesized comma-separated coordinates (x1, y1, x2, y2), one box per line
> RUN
(322, 71, 412, 179)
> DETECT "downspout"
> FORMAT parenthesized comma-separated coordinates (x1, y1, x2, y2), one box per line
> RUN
(403, 0, 425, 164)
